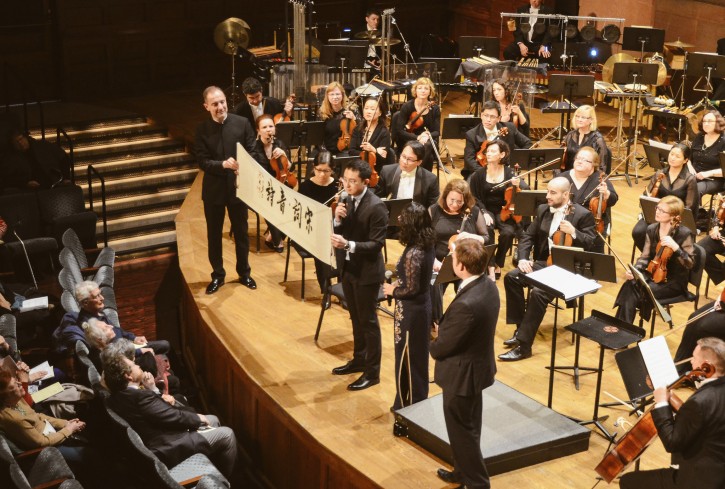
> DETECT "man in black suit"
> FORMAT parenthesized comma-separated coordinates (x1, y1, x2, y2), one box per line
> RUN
(503, 0, 554, 61)
(431, 238, 499, 489)
(499, 177, 596, 361)
(374, 141, 439, 207)
(463, 101, 532, 177)
(620, 337, 725, 489)
(104, 353, 237, 478)
(233, 77, 292, 125)
(330, 159, 389, 391)
(195, 86, 257, 294)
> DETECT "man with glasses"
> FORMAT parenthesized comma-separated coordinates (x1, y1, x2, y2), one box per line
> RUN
(463, 101, 531, 177)
(330, 159, 389, 391)
(498, 177, 596, 361)
(374, 141, 439, 207)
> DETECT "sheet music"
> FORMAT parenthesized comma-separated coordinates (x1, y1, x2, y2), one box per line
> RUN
(525, 265, 601, 301)
(639, 336, 679, 389)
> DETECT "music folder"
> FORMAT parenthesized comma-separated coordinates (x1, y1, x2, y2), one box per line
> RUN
(523, 264, 602, 302)
(383, 198, 413, 223)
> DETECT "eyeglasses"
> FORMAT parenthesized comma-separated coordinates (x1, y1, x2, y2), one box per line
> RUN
(342, 178, 361, 185)
(655, 206, 671, 214)
(574, 157, 593, 164)
(447, 198, 464, 205)
(481, 114, 499, 120)
(400, 154, 420, 163)
(314, 168, 332, 173)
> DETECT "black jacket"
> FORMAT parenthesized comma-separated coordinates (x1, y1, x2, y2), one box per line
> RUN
(374, 165, 439, 207)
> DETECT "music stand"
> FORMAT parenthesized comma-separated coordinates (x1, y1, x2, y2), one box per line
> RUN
(458, 36, 500, 58)
(639, 195, 697, 233)
(512, 190, 547, 217)
(642, 143, 669, 172)
(686, 52, 725, 99)
(550, 248, 617, 391)
(519, 265, 602, 409)
(545, 74, 595, 144)
(510, 148, 566, 189)
(321, 43, 368, 85)
(419, 57, 461, 84)
(331, 155, 357, 179)
(612, 62, 660, 186)
(629, 264, 673, 328)
(384, 198, 413, 223)
(622, 27, 665, 61)
(441, 116, 479, 140)
(565, 310, 645, 441)
(276, 121, 326, 182)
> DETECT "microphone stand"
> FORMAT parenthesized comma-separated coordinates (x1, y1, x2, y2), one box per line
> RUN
(390, 16, 416, 66)
(13, 229, 39, 293)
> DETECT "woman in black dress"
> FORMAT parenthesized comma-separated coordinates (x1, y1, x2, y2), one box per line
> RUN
(632, 143, 698, 251)
(318, 81, 357, 156)
(468, 139, 529, 277)
(251, 114, 292, 252)
(491, 78, 530, 137)
(688, 110, 725, 199)
(349, 97, 394, 172)
(393, 77, 441, 171)
(561, 104, 609, 172)
(615, 195, 695, 324)
(297, 151, 338, 300)
(382, 202, 435, 410)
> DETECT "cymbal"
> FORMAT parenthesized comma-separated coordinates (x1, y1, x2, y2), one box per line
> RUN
(354, 30, 381, 40)
(664, 39, 695, 49)
(214, 17, 250, 55)
(602, 53, 635, 83)
(372, 38, 401, 47)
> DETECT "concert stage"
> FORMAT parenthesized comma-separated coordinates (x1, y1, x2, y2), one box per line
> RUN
(394, 381, 591, 475)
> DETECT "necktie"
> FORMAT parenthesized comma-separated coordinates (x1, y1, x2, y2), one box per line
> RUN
(400, 170, 415, 179)
(485, 128, 498, 140)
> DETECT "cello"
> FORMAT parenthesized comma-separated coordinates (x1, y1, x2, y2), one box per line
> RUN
(594, 363, 715, 483)
(500, 164, 522, 224)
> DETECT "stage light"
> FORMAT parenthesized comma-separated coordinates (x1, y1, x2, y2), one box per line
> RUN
(589, 47, 599, 58)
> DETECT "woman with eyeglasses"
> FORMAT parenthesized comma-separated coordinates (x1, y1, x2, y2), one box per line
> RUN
(318, 81, 357, 156)
(468, 139, 529, 278)
(561, 105, 609, 172)
(559, 146, 618, 253)
(688, 110, 725, 199)
(632, 142, 698, 252)
(298, 151, 339, 302)
(382, 202, 435, 410)
(614, 195, 695, 324)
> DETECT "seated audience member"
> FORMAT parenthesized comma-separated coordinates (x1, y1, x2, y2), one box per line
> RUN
(104, 353, 237, 478)
(1, 130, 70, 190)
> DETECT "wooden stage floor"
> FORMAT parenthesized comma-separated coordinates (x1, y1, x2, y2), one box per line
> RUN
(174, 93, 711, 488)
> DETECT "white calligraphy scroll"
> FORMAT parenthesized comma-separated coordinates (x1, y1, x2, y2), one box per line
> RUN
(236, 143, 335, 267)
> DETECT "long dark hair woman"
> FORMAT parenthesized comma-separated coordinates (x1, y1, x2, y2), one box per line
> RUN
(382, 202, 435, 410)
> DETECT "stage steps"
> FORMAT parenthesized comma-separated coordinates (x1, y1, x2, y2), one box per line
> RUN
(31, 114, 197, 254)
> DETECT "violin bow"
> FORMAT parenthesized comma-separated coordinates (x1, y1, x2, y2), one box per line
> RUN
(582, 160, 627, 202)
(491, 157, 561, 189)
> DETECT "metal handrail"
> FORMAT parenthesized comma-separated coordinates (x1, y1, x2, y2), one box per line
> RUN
(3, 62, 47, 140)
(56, 127, 74, 183)
(87, 165, 108, 247)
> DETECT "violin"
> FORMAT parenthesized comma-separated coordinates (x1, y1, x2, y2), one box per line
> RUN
(547, 203, 574, 266)
(476, 127, 509, 167)
(594, 363, 715, 483)
(716, 194, 725, 226)
(500, 164, 522, 224)
(337, 116, 357, 152)
(405, 101, 435, 133)
(273, 94, 296, 124)
(589, 172, 608, 235)
(268, 137, 297, 188)
(646, 215, 681, 284)
(648, 172, 665, 198)
(447, 209, 472, 251)
(360, 97, 382, 187)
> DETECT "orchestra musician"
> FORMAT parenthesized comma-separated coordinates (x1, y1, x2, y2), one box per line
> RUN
(349, 96, 394, 170)
(674, 292, 724, 375)
(364, 9, 381, 70)
(499, 177, 596, 362)
(250, 114, 292, 253)
(687, 110, 725, 201)
(318, 81, 357, 157)
(393, 77, 441, 172)
(375, 141, 439, 208)
(614, 195, 695, 325)
(502, 0, 554, 62)
(468, 140, 530, 279)
(560, 146, 618, 253)
(491, 79, 530, 138)
(463, 101, 532, 178)
(698, 201, 725, 287)
(330, 159, 389, 391)
(619, 337, 725, 489)
(561, 105, 610, 173)
(234, 77, 292, 125)
(632, 143, 698, 252)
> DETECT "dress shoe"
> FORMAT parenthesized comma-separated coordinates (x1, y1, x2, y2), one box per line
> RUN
(347, 374, 380, 391)
(205, 278, 224, 295)
(436, 468, 463, 484)
(331, 361, 365, 375)
(502, 336, 520, 348)
(498, 346, 532, 362)
(239, 276, 257, 290)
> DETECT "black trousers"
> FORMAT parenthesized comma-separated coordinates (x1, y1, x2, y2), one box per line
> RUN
(699, 235, 725, 285)
(484, 211, 519, 268)
(619, 468, 678, 489)
(614, 278, 684, 324)
(504, 262, 553, 350)
(392, 301, 431, 410)
(341, 276, 381, 379)
(442, 389, 490, 489)
(203, 199, 250, 281)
